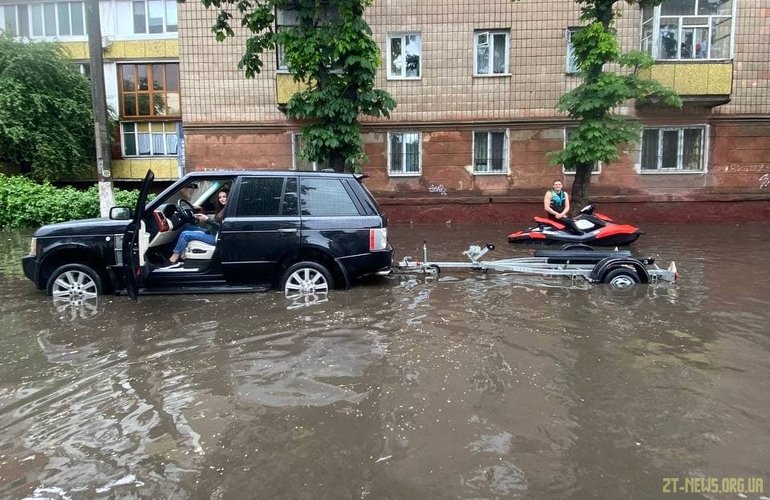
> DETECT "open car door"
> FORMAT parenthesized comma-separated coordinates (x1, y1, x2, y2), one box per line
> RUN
(123, 169, 154, 300)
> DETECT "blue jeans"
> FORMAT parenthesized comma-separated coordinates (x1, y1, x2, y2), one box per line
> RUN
(173, 229, 216, 255)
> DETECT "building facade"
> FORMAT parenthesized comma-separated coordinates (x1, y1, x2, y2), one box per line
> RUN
(1, 0, 182, 181)
(4, 0, 769, 220)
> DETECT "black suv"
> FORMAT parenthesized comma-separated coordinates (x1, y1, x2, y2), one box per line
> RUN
(22, 170, 393, 300)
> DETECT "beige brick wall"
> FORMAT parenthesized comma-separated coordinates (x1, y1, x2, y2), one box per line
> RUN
(179, 0, 769, 124)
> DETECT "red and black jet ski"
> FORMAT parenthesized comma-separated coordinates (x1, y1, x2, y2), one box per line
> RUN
(508, 205, 643, 246)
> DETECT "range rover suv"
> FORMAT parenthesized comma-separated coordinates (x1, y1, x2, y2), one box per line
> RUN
(22, 170, 393, 300)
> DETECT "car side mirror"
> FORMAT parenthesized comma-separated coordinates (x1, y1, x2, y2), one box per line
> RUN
(110, 206, 132, 220)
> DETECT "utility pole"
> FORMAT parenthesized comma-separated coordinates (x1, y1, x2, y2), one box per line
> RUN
(86, 0, 115, 216)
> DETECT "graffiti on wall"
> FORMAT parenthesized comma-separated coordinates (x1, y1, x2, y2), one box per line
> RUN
(428, 184, 448, 195)
(718, 163, 769, 173)
(716, 164, 770, 189)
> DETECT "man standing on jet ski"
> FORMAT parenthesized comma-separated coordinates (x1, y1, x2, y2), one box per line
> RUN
(544, 180, 583, 234)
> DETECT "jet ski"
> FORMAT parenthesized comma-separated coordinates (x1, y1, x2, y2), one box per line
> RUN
(507, 204, 643, 246)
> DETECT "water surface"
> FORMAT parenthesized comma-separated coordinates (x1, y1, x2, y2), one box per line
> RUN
(0, 223, 768, 499)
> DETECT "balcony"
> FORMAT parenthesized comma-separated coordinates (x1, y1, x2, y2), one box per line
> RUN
(275, 73, 311, 107)
(638, 62, 733, 107)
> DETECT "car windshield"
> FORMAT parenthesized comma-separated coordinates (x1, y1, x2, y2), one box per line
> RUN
(166, 179, 230, 213)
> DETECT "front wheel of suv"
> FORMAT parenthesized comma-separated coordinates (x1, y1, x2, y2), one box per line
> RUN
(280, 261, 333, 298)
(47, 263, 103, 298)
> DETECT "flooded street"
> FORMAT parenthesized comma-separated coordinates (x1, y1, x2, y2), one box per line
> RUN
(1, 223, 769, 499)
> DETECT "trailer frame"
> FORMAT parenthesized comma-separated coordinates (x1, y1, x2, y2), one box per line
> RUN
(396, 243, 678, 287)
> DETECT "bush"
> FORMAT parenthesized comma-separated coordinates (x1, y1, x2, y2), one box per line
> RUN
(0, 174, 146, 228)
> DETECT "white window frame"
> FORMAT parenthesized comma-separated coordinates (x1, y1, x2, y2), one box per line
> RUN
(472, 130, 509, 175)
(640, 0, 735, 61)
(387, 132, 421, 177)
(473, 30, 510, 76)
(386, 32, 422, 80)
(563, 128, 601, 175)
(131, 0, 178, 35)
(565, 27, 582, 74)
(275, 8, 299, 72)
(121, 121, 180, 157)
(3, 2, 88, 39)
(638, 125, 708, 174)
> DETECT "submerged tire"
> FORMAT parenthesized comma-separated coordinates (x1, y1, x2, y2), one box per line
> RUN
(47, 263, 103, 298)
(280, 261, 332, 298)
(603, 267, 640, 288)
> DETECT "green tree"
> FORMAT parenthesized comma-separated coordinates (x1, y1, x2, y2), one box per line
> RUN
(187, 0, 396, 172)
(0, 35, 96, 180)
(549, 1, 681, 209)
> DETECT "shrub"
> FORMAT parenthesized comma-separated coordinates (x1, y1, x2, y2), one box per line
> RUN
(0, 174, 146, 228)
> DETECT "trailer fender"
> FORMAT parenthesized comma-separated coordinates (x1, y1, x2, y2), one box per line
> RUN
(590, 257, 650, 284)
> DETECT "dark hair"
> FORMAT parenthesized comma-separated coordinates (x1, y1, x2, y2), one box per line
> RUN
(214, 188, 229, 223)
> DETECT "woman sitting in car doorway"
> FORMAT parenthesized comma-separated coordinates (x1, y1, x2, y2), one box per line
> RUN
(164, 188, 228, 269)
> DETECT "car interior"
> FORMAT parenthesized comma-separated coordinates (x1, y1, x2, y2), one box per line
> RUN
(142, 179, 233, 271)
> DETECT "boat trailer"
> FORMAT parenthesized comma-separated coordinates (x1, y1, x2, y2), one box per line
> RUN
(396, 243, 678, 287)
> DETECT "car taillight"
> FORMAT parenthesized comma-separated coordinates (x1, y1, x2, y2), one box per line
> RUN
(29, 237, 37, 256)
(369, 228, 387, 251)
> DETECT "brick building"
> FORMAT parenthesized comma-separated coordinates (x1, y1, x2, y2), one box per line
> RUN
(4, 0, 769, 221)
(1, 0, 182, 181)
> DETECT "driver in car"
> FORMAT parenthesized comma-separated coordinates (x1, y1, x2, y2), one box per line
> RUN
(163, 188, 228, 269)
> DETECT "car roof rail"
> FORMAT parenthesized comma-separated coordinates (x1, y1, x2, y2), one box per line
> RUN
(354, 173, 369, 180)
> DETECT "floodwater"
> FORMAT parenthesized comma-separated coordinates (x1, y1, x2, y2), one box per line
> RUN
(1, 223, 769, 500)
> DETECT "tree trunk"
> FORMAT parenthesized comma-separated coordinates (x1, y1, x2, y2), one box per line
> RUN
(329, 152, 345, 172)
(570, 162, 593, 213)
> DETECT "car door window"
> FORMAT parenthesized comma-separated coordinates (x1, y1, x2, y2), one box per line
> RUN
(235, 177, 285, 216)
(300, 178, 360, 216)
(282, 178, 299, 216)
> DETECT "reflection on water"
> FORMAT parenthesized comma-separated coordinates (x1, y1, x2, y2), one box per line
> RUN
(51, 294, 102, 321)
(1, 224, 769, 499)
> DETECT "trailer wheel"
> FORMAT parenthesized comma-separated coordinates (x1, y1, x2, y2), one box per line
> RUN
(425, 264, 441, 276)
(603, 267, 640, 288)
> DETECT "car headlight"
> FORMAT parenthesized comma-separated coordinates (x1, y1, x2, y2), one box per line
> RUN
(29, 237, 37, 256)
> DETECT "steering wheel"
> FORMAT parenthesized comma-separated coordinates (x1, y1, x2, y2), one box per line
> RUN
(177, 199, 197, 225)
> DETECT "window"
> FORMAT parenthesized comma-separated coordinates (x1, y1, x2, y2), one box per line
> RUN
(132, 0, 177, 34)
(565, 27, 581, 74)
(640, 126, 706, 172)
(563, 128, 600, 174)
(276, 5, 337, 71)
(275, 8, 298, 71)
(121, 121, 179, 156)
(119, 63, 180, 118)
(3, 2, 87, 38)
(300, 178, 359, 216)
(641, 0, 733, 60)
(73, 62, 90, 78)
(388, 132, 421, 176)
(292, 134, 330, 171)
(235, 177, 287, 216)
(387, 33, 421, 79)
(473, 131, 508, 174)
(474, 30, 509, 76)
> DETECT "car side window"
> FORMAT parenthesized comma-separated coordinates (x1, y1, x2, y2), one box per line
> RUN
(282, 178, 299, 216)
(235, 177, 284, 216)
(300, 178, 360, 216)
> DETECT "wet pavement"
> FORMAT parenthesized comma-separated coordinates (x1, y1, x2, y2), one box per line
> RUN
(1, 223, 769, 499)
